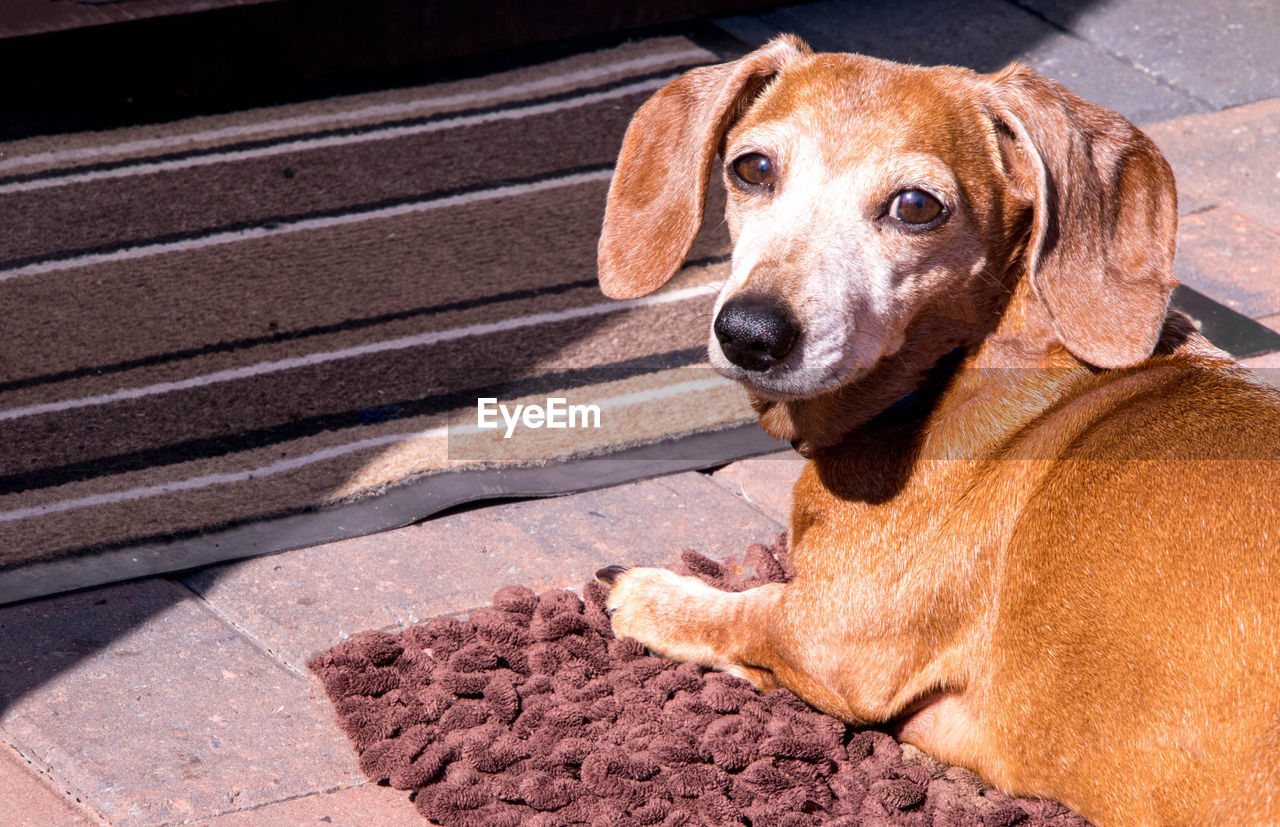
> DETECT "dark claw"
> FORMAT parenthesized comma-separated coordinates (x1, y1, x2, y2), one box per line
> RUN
(595, 565, 630, 586)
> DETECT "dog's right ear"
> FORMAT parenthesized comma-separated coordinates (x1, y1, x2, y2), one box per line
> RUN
(598, 35, 810, 299)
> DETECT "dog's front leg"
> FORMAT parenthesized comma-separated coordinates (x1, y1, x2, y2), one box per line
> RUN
(597, 567, 872, 721)
(597, 566, 788, 690)
(597, 564, 965, 731)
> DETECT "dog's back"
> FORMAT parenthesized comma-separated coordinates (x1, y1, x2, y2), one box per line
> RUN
(989, 351, 1280, 822)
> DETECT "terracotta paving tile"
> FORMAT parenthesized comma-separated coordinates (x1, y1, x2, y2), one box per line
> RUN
(192, 782, 417, 825)
(1175, 205, 1280, 318)
(709, 451, 807, 526)
(521, 470, 786, 564)
(183, 471, 784, 672)
(184, 511, 565, 671)
(0, 741, 102, 826)
(1146, 97, 1280, 226)
(0, 579, 361, 826)
(1241, 350, 1280, 389)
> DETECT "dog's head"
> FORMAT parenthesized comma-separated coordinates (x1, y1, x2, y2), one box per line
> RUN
(598, 36, 1178, 442)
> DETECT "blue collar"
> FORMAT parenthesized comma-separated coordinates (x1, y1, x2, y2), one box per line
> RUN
(886, 389, 919, 413)
(885, 347, 966, 415)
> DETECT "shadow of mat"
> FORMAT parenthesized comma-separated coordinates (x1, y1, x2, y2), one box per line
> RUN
(309, 537, 1090, 826)
(0, 424, 784, 605)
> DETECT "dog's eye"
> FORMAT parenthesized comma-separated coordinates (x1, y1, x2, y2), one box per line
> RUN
(731, 153, 776, 189)
(888, 189, 945, 226)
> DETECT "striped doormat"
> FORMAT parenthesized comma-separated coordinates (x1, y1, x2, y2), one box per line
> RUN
(0, 36, 779, 601)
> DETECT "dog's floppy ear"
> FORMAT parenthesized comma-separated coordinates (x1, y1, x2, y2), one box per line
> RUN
(989, 65, 1179, 369)
(598, 35, 810, 299)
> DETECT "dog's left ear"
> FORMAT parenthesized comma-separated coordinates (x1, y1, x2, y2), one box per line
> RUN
(598, 36, 810, 299)
(988, 65, 1179, 369)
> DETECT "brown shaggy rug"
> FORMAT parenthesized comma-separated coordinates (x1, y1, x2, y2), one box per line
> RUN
(309, 538, 1088, 826)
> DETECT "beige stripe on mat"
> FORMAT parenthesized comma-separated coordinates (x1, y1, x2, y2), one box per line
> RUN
(0, 79, 670, 198)
(0, 279, 721, 425)
(0, 368, 753, 561)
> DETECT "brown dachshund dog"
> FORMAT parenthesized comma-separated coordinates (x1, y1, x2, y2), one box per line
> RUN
(594, 35, 1280, 825)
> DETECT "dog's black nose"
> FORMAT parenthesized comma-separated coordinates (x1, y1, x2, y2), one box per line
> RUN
(714, 295, 799, 372)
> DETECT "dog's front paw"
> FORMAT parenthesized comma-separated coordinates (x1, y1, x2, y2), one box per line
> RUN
(595, 565, 723, 664)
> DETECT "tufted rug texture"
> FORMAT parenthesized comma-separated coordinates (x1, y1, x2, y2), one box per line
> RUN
(309, 537, 1089, 826)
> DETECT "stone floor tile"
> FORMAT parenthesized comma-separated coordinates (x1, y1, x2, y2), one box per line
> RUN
(1019, 0, 1280, 111)
(193, 782, 417, 825)
(1145, 97, 1280, 223)
(0, 579, 361, 826)
(1241, 350, 1280, 389)
(184, 472, 785, 671)
(0, 742, 102, 826)
(710, 452, 807, 526)
(1174, 206, 1280, 319)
